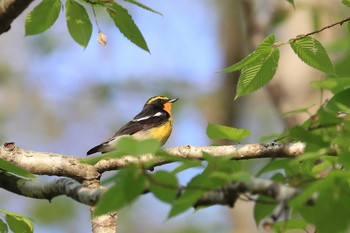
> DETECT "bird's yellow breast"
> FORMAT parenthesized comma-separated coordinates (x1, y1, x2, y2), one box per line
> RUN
(132, 119, 173, 145)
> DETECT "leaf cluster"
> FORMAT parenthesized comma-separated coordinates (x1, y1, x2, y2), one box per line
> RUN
(25, 0, 160, 50)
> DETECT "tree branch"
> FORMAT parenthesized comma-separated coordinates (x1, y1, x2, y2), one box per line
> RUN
(194, 177, 300, 209)
(0, 143, 101, 181)
(0, 0, 34, 34)
(0, 142, 305, 178)
(0, 172, 104, 205)
(94, 142, 305, 173)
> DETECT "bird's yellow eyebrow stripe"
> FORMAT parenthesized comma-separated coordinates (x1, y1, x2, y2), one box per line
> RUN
(146, 96, 169, 104)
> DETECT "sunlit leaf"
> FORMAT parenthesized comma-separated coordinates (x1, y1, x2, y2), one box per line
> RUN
(290, 36, 335, 75)
(206, 123, 250, 141)
(221, 34, 276, 73)
(25, 0, 61, 35)
(235, 48, 279, 99)
(107, 2, 149, 52)
(66, 0, 92, 48)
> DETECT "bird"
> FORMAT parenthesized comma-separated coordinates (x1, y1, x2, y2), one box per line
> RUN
(86, 96, 178, 155)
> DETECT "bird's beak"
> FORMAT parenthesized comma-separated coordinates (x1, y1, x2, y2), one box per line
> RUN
(168, 98, 179, 103)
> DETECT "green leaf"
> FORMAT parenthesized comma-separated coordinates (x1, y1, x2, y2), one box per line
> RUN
(206, 123, 250, 142)
(290, 36, 335, 75)
(221, 34, 276, 73)
(253, 195, 276, 225)
(289, 126, 329, 148)
(312, 78, 350, 94)
(25, 0, 61, 35)
(273, 218, 308, 232)
(286, 0, 295, 9)
(149, 171, 178, 203)
(170, 161, 203, 175)
(294, 172, 350, 233)
(0, 209, 34, 233)
(94, 166, 146, 215)
(0, 159, 35, 178)
(256, 159, 290, 176)
(236, 48, 279, 99)
(107, 2, 149, 52)
(66, 0, 92, 48)
(342, 0, 350, 7)
(124, 0, 163, 16)
(0, 218, 8, 233)
(115, 137, 161, 156)
(81, 137, 161, 165)
(168, 175, 206, 218)
(325, 88, 350, 111)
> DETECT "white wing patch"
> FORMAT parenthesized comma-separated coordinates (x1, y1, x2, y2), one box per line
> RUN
(132, 112, 163, 122)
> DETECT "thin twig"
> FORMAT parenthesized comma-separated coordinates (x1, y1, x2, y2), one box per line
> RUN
(291, 16, 350, 41)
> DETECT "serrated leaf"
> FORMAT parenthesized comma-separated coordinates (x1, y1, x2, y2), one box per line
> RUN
(124, 0, 162, 16)
(206, 123, 250, 142)
(290, 36, 335, 75)
(0, 159, 35, 178)
(235, 48, 279, 99)
(149, 171, 178, 203)
(66, 0, 92, 48)
(107, 2, 149, 52)
(25, 0, 61, 35)
(94, 166, 146, 215)
(221, 34, 276, 73)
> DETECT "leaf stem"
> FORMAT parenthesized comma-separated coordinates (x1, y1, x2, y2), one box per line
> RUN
(91, 6, 101, 32)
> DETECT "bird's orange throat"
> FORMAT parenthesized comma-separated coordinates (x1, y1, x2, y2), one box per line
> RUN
(163, 102, 172, 114)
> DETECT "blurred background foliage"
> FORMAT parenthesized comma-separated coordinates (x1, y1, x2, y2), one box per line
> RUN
(0, 0, 349, 232)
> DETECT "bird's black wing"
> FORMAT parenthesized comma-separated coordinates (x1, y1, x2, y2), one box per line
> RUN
(113, 110, 169, 136)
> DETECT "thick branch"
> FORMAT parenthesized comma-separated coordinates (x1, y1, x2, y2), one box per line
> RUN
(0, 144, 100, 181)
(0, 0, 34, 34)
(0, 142, 305, 178)
(0, 172, 104, 205)
(94, 142, 305, 172)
